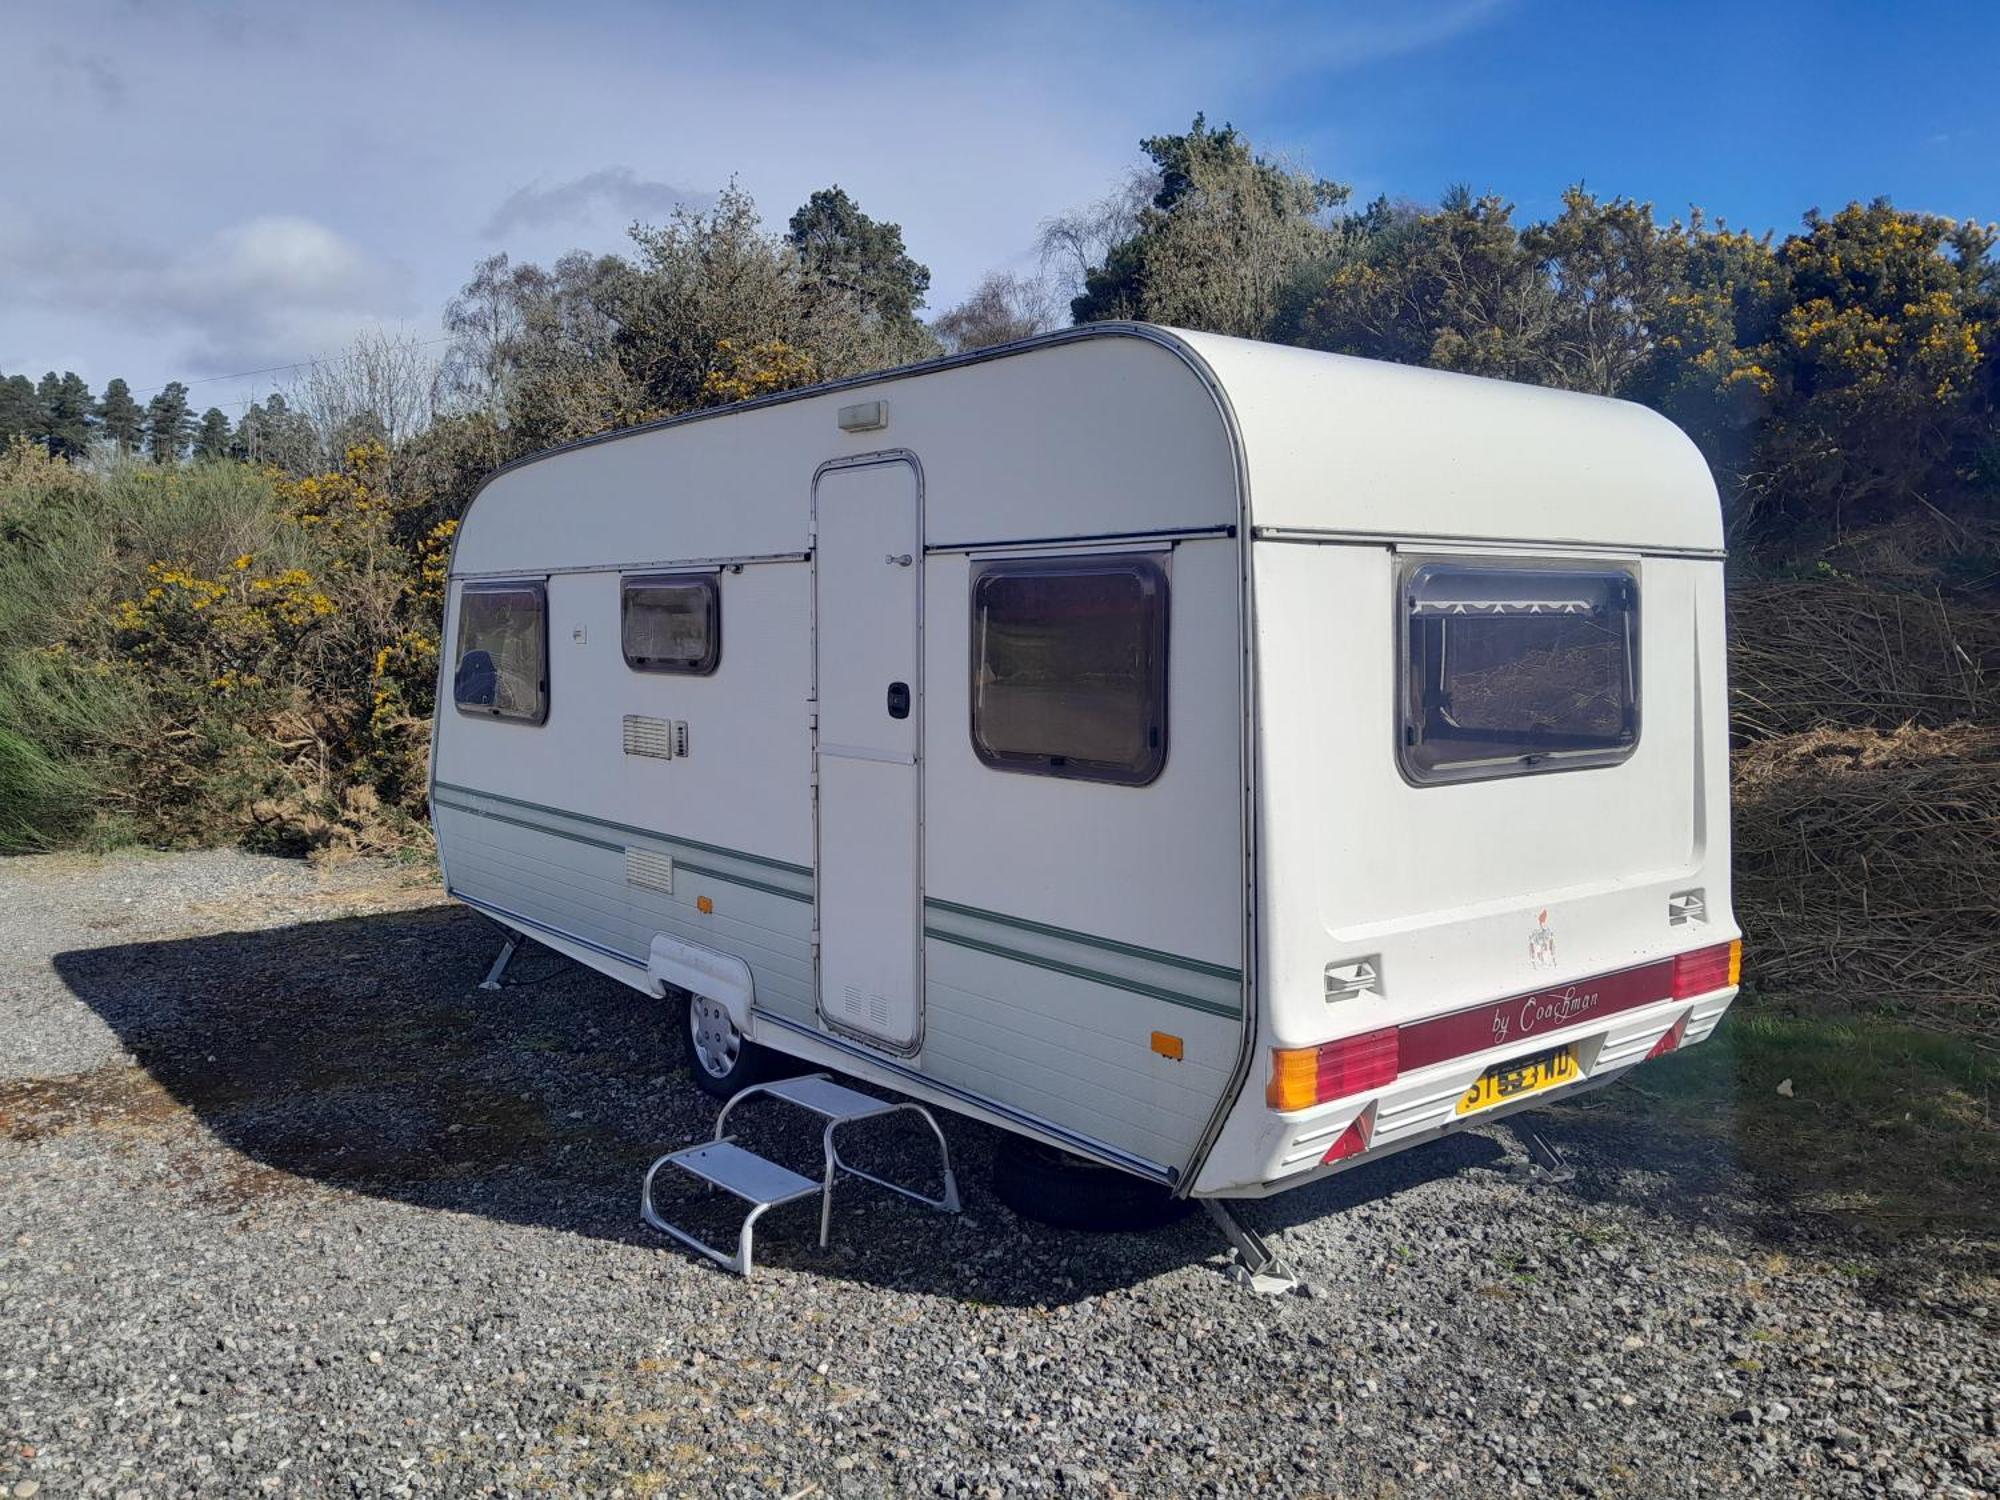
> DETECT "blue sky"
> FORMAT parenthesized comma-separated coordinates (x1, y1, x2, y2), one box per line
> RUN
(2, 0, 1992, 417)
(1272, 0, 1998, 230)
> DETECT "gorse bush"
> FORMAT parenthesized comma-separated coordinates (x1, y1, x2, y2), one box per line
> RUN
(0, 439, 443, 853)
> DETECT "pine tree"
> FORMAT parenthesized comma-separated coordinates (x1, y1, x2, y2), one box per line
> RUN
(34, 371, 96, 460)
(0, 373, 40, 445)
(194, 407, 233, 460)
(787, 185, 932, 328)
(144, 381, 193, 463)
(96, 378, 144, 453)
(233, 391, 315, 470)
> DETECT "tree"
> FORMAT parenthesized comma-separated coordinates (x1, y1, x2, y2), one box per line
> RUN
(1523, 187, 1690, 396)
(35, 371, 94, 460)
(620, 183, 936, 419)
(292, 329, 440, 471)
(1292, 189, 1559, 381)
(233, 392, 317, 472)
(440, 252, 532, 422)
(144, 381, 193, 463)
(96, 378, 143, 453)
(0, 374, 40, 446)
(1037, 171, 1156, 306)
(933, 272, 1062, 352)
(1070, 115, 1349, 337)
(787, 185, 932, 330)
(1751, 201, 1996, 537)
(194, 407, 233, 461)
(1624, 212, 1786, 503)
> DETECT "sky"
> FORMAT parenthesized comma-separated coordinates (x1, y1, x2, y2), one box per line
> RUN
(3, 0, 1995, 420)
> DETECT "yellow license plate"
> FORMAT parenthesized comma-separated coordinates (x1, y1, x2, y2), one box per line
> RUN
(1456, 1045, 1579, 1116)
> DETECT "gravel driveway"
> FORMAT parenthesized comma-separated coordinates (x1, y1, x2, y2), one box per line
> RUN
(2, 851, 1993, 1498)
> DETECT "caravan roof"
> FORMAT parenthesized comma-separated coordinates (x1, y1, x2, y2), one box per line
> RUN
(453, 322, 1721, 573)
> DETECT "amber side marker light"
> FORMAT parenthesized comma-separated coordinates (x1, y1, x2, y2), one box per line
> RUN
(1267, 1027, 1400, 1112)
(1672, 938, 1742, 999)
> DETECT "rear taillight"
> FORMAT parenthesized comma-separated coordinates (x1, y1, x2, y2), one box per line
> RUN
(1268, 1027, 1400, 1112)
(1672, 939, 1741, 999)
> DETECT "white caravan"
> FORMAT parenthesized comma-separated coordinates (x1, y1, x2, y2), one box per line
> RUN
(430, 323, 1740, 1218)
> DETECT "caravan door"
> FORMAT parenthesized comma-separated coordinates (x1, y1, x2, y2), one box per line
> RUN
(812, 455, 923, 1051)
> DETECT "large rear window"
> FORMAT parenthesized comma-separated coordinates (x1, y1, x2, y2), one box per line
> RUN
(1400, 561, 1638, 784)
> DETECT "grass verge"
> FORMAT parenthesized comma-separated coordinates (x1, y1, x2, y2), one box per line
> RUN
(1601, 1000, 1997, 1243)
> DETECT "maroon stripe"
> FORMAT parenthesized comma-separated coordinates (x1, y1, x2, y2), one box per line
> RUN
(1398, 959, 1675, 1072)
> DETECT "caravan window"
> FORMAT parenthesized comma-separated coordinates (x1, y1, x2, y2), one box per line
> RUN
(1400, 561, 1639, 784)
(970, 554, 1169, 786)
(453, 582, 548, 723)
(622, 574, 720, 674)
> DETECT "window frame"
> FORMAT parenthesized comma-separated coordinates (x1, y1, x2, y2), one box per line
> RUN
(620, 571, 721, 676)
(452, 579, 550, 725)
(968, 551, 1171, 788)
(1396, 556, 1641, 787)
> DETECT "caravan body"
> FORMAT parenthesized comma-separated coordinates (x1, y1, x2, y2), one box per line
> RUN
(430, 324, 1739, 1200)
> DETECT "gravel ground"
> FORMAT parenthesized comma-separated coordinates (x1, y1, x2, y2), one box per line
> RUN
(2, 851, 1994, 1499)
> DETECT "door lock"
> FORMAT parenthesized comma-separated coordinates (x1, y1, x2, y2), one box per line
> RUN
(886, 681, 911, 719)
(885, 552, 913, 567)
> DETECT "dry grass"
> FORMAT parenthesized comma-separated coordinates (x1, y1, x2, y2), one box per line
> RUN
(1732, 723, 2000, 1030)
(1728, 580, 2000, 740)
(1724, 578, 2000, 1033)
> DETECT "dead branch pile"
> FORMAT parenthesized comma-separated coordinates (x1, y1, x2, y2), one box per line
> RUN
(1731, 723, 2000, 1027)
(1728, 580, 2000, 740)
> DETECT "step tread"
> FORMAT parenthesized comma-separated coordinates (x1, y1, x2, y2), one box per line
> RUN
(664, 1140, 820, 1205)
(759, 1075, 898, 1121)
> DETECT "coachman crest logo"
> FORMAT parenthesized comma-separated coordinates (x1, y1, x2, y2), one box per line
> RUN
(1528, 909, 1558, 970)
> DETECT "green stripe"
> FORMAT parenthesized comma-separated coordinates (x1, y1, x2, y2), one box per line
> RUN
(923, 896, 1241, 982)
(433, 795, 812, 903)
(431, 796, 625, 854)
(674, 860, 813, 904)
(432, 780, 813, 877)
(924, 926, 1242, 1019)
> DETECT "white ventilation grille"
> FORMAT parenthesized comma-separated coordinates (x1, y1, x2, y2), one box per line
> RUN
(625, 848, 675, 894)
(623, 714, 675, 759)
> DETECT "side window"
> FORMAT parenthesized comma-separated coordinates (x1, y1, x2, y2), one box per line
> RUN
(970, 554, 1169, 786)
(622, 573, 720, 675)
(1400, 561, 1639, 784)
(452, 582, 548, 723)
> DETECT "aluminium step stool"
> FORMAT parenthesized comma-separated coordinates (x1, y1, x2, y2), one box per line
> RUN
(640, 1073, 961, 1277)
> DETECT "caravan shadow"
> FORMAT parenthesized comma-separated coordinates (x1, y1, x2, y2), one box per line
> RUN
(49, 903, 1500, 1304)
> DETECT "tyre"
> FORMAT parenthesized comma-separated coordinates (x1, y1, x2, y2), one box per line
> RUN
(990, 1134, 1192, 1232)
(680, 991, 792, 1101)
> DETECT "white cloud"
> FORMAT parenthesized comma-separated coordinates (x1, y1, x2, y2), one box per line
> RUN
(0, 214, 412, 379)
(483, 168, 712, 239)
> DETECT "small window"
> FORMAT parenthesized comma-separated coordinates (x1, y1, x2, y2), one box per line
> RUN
(622, 573, 720, 674)
(453, 582, 548, 723)
(1400, 561, 1639, 784)
(971, 554, 1169, 786)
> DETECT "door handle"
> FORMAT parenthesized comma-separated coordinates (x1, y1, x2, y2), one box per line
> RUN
(886, 681, 911, 719)
(885, 553, 912, 567)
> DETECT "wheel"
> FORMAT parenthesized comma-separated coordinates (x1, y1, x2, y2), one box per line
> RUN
(680, 991, 790, 1100)
(990, 1134, 1192, 1232)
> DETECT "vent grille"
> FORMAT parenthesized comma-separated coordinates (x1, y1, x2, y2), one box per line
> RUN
(1668, 888, 1708, 927)
(623, 714, 675, 759)
(625, 848, 675, 894)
